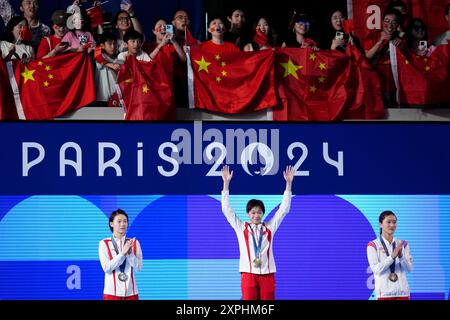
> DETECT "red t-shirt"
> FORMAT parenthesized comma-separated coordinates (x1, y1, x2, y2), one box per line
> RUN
(198, 40, 241, 53)
(36, 35, 62, 58)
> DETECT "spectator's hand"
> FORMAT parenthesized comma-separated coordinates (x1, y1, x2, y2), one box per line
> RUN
(54, 42, 69, 54)
(7, 44, 16, 56)
(379, 32, 392, 42)
(120, 2, 135, 16)
(416, 47, 428, 56)
(106, 63, 121, 72)
(391, 38, 402, 47)
(348, 35, 354, 46)
(331, 38, 345, 50)
(162, 32, 172, 44)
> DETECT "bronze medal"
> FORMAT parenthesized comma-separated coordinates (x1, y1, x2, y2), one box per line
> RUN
(388, 272, 398, 282)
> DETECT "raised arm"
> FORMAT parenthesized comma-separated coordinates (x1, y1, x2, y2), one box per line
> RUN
(266, 166, 294, 232)
(222, 164, 233, 192)
(221, 165, 243, 231)
(284, 165, 294, 192)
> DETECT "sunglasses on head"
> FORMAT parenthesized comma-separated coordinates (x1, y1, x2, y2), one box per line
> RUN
(296, 20, 310, 26)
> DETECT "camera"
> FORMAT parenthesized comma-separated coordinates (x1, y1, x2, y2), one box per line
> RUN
(336, 31, 344, 39)
(60, 41, 69, 47)
(419, 40, 427, 50)
(163, 24, 174, 34)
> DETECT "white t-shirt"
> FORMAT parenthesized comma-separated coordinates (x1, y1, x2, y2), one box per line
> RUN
(0, 41, 34, 60)
(117, 50, 151, 63)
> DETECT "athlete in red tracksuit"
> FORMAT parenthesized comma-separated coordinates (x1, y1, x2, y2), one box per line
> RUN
(99, 209, 143, 300)
(221, 165, 294, 300)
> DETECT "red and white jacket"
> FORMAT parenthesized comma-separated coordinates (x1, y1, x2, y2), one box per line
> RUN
(367, 236, 413, 299)
(99, 235, 143, 297)
(221, 190, 292, 275)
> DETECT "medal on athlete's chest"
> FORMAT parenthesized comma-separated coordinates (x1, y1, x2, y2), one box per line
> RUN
(250, 225, 264, 268)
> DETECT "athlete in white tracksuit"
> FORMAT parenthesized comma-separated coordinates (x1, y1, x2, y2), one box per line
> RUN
(221, 165, 294, 300)
(99, 209, 143, 300)
(367, 210, 413, 300)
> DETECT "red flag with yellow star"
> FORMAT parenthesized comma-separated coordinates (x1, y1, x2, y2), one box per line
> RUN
(117, 54, 174, 120)
(343, 43, 384, 119)
(188, 47, 277, 113)
(274, 48, 352, 120)
(9, 52, 95, 120)
(392, 44, 450, 105)
(0, 57, 18, 120)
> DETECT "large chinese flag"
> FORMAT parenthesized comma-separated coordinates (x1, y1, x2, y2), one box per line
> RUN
(0, 57, 18, 120)
(351, 0, 449, 44)
(273, 48, 352, 121)
(9, 52, 95, 120)
(188, 48, 277, 113)
(117, 54, 174, 121)
(393, 44, 450, 105)
(343, 43, 385, 119)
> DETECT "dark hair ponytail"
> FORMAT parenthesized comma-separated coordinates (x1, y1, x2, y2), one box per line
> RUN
(378, 210, 397, 235)
(108, 209, 128, 232)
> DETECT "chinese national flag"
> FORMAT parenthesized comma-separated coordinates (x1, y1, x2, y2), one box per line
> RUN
(273, 48, 351, 121)
(0, 57, 18, 120)
(188, 48, 277, 114)
(343, 43, 384, 119)
(393, 44, 450, 105)
(117, 54, 174, 120)
(86, 5, 104, 29)
(10, 52, 95, 120)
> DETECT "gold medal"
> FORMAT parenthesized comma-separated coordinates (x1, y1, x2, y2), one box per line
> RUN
(252, 258, 262, 268)
(388, 272, 398, 282)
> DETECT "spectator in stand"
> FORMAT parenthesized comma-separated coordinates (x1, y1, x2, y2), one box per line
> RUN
(364, 8, 406, 107)
(244, 17, 278, 51)
(326, 9, 349, 52)
(282, 14, 319, 50)
(143, 19, 186, 62)
(37, 10, 70, 59)
(19, 0, 50, 52)
(94, 31, 120, 103)
(171, 9, 198, 109)
(405, 18, 436, 57)
(200, 18, 240, 53)
(62, 11, 95, 53)
(114, 0, 144, 53)
(117, 29, 150, 62)
(0, 15, 34, 62)
(432, 3, 450, 46)
(223, 8, 250, 50)
(172, 9, 199, 47)
(387, 0, 409, 38)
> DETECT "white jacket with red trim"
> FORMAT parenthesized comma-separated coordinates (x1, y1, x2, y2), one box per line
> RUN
(99, 235, 143, 297)
(367, 236, 413, 299)
(221, 190, 292, 275)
